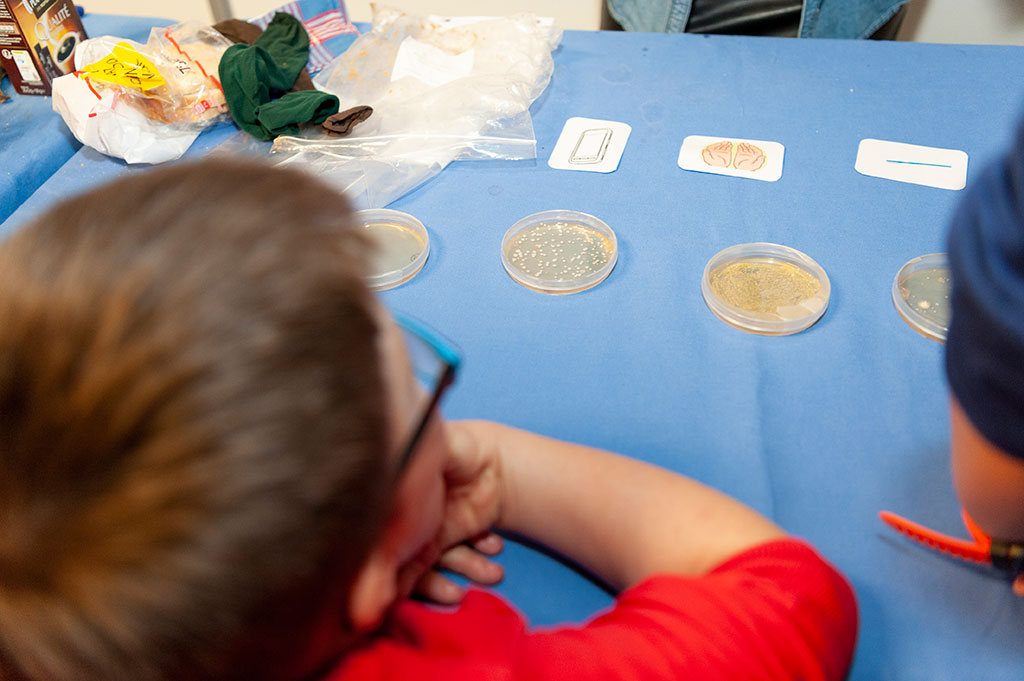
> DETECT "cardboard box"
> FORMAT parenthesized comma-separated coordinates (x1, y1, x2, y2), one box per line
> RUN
(0, 0, 86, 95)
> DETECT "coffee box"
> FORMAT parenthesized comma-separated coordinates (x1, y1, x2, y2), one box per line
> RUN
(0, 0, 86, 95)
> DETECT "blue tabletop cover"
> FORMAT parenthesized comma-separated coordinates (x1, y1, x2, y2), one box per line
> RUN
(2, 12, 1024, 681)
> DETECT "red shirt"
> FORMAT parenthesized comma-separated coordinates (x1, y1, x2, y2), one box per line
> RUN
(326, 539, 857, 681)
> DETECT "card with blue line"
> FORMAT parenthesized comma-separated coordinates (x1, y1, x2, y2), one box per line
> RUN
(855, 139, 968, 190)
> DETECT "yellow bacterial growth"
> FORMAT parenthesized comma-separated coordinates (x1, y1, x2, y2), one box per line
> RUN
(710, 260, 820, 313)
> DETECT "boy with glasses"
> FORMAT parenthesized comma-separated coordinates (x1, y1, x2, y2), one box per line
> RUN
(0, 158, 856, 681)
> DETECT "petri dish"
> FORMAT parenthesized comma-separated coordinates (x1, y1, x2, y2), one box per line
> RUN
(354, 209, 430, 291)
(892, 253, 951, 343)
(500, 210, 618, 295)
(701, 242, 830, 336)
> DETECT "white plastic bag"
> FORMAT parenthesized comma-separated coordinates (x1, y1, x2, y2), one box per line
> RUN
(52, 23, 231, 164)
(52, 74, 200, 164)
(261, 6, 561, 207)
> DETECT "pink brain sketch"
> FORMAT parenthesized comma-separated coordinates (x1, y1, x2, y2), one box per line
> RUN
(701, 140, 733, 168)
(733, 142, 766, 171)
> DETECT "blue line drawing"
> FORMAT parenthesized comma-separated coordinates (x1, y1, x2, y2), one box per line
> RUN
(886, 160, 952, 168)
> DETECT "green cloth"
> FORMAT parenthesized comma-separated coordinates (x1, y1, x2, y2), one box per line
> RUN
(218, 12, 339, 140)
(256, 91, 340, 138)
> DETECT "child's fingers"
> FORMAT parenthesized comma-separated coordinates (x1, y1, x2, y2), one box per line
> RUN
(471, 531, 504, 556)
(1013, 574, 1024, 597)
(415, 570, 465, 605)
(437, 544, 505, 585)
(411, 540, 505, 605)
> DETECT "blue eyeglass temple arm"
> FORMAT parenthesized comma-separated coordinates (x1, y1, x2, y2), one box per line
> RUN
(394, 313, 462, 371)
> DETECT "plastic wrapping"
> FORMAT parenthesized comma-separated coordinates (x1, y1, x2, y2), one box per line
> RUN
(260, 7, 561, 207)
(51, 23, 232, 164)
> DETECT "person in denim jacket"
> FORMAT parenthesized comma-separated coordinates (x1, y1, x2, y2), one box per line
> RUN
(607, 0, 908, 39)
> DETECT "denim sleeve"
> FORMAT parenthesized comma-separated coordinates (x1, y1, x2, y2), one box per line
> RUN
(606, 0, 908, 38)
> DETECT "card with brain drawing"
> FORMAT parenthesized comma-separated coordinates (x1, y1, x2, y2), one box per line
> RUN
(678, 135, 785, 182)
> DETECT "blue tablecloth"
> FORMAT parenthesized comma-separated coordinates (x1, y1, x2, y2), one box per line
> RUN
(3, 14, 1024, 681)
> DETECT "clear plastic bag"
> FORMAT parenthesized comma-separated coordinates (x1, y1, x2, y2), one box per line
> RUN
(73, 23, 231, 126)
(262, 6, 562, 207)
(51, 23, 232, 163)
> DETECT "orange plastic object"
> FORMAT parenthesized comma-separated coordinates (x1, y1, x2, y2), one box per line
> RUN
(961, 509, 990, 545)
(878, 510, 991, 564)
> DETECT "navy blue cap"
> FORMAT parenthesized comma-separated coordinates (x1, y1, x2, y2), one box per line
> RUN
(946, 121, 1024, 460)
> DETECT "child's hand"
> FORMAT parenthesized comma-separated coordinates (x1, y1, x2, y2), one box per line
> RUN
(409, 420, 509, 604)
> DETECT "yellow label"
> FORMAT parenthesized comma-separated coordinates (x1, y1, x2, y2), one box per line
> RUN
(81, 42, 165, 91)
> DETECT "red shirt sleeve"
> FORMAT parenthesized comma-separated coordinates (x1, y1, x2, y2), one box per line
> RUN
(325, 539, 857, 681)
(518, 539, 857, 681)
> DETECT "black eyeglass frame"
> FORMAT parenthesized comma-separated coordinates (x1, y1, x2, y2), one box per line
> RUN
(393, 315, 460, 474)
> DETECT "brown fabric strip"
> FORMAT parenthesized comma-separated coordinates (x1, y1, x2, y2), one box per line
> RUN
(322, 105, 373, 136)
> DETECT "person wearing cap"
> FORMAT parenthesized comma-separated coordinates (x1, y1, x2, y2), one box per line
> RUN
(945, 120, 1024, 596)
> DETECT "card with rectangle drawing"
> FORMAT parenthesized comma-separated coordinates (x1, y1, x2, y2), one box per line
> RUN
(548, 117, 632, 173)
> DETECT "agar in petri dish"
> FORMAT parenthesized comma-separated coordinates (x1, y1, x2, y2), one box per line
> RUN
(367, 223, 424, 273)
(709, 260, 821, 314)
(501, 210, 618, 294)
(701, 242, 830, 335)
(892, 253, 950, 342)
(354, 209, 430, 291)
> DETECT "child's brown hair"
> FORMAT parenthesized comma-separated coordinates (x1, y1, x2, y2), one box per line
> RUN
(0, 159, 392, 681)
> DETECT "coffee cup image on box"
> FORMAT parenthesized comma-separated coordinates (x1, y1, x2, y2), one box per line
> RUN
(53, 29, 80, 69)
(31, 10, 79, 76)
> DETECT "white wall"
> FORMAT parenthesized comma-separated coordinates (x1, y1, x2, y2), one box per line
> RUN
(76, 0, 1024, 44)
(280, 1, 604, 29)
(78, 0, 607, 29)
(903, 0, 1024, 46)
(79, 0, 212, 23)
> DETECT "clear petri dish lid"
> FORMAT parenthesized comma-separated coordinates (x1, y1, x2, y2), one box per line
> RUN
(501, 210, 618, 295)
(701, 242, 830, 336)
(892, 253, 950, 343)
(354, 209, 430, 291)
